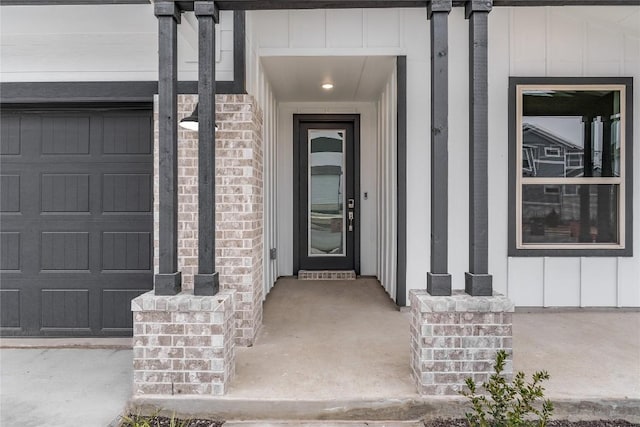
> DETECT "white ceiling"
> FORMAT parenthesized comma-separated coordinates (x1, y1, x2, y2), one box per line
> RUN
(260, 56, 396, 102)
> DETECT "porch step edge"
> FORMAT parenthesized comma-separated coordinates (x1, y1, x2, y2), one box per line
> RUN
(128, 396, 640, 423)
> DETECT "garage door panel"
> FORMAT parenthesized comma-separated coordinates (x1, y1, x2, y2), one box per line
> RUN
(41, 289, 90, 329)
(102, 289, 148, 330)
(42, 116, 91, 155)
(40, 232, 90, 271)
(103, 173, 152, 213)
(103, 114, 153, 155)
(0, 114, 21, 155)
(0, 175, 21, 212)
(0, 290, 21, 328)
(0, 106, 153, 336)
(41, 174, 91, 213)
(102, 232, 151, 271)
(0, 232, 21, 271)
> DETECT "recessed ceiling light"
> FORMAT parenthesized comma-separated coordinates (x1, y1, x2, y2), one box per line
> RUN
(322, 83, 334, 90)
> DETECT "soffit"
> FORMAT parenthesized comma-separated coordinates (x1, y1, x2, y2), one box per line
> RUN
(260, 55, 396, 102)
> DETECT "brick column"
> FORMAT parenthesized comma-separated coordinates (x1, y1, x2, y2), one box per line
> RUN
(410, 290, 514, 395)
(154, 94, 264, 346)
(131, 290, 235, 396)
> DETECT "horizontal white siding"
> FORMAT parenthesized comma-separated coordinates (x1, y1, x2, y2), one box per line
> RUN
(0, 5, 235, 82)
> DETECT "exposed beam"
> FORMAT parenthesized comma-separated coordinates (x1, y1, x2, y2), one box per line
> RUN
(0, 0, 151, 4)
(426, 0, 452, 297)
(4, 0, 637, 8)
(154, 0, 182, 295)
(465, 0, 493, 296)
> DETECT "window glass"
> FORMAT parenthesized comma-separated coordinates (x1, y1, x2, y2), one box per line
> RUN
(521, 184, 619, 245)
(521, 90, 621, 179)
(512, 81, 630, 254)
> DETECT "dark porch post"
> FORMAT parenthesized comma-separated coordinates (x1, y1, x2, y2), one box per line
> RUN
(193, 1, 220, 296)
(426, 0, 452, 296)
(465, 0, 493, 296)
(154, 1, 182, 295)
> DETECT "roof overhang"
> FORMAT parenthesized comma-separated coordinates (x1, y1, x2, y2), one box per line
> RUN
(2, 0, 639, 9)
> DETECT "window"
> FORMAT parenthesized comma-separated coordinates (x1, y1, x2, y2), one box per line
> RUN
(509, 78, 633, 256)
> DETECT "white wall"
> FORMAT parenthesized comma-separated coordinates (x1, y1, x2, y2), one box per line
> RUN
(377, 63, 398, 300)
(0, 5, 235, 82)
(248, 5, 640, 307)
(503, 7, 640, 307)
(2, 4, 637, 306)
(245, 11, 279, 298)
(276, 102, 379, 277)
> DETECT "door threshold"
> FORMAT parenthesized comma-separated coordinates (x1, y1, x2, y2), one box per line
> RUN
(298, 270, 356, 280)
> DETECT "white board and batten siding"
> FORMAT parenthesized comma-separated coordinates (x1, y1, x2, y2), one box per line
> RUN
(245, 12, 279, 298)
(377, 65, 399, 301)
(248, 9, 403, 298)
(274, 102, 380, 277)
(247, 6, 640, 307)
(505, 7, 640, 307)
(8, 5, 635, 307)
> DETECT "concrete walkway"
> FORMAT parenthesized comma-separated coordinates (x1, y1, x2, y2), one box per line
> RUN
(0, 348, 132, 427)
(2, 277, 639, 425)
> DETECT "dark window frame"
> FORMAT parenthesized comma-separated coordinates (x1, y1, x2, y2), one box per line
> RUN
(508, 76, 633, 257)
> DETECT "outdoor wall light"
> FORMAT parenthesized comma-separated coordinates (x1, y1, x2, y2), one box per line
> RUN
(178, 103, 218, 132)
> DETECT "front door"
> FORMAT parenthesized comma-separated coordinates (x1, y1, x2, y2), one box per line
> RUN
(293, 115, 360, 274)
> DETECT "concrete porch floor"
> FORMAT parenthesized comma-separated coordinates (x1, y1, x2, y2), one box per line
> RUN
(3, 277, 638, 425)
(132, 277, 640, 421)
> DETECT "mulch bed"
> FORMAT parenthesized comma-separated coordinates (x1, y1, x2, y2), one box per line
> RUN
(121, 416, 638, 427)
(120, 416, 223, 427)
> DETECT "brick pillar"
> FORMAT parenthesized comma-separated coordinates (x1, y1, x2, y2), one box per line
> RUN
(410, 290, 514, 395)
(154, 94, 264, 346)
(131, 290, 235, 396)
(215, 95, 264, 346)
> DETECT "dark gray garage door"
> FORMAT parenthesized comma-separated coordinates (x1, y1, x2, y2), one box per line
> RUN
(0, 105, 153, 336)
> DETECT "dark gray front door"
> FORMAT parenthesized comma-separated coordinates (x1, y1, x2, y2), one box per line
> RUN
(293, 115, 360, 274)
(0, 105, 153, 336)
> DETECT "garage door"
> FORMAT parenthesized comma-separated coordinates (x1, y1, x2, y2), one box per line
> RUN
(0, 105, 153, 336)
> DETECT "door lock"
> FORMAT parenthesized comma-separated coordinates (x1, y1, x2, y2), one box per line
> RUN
(348, 211, 354, 232)
(348, 199, 355, 209)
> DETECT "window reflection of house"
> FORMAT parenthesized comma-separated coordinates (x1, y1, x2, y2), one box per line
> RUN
(309, 134, 345, 255)
(521, 123, 584, 178)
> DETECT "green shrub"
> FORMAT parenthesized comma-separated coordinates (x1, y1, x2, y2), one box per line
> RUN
(461, 349, 554, 427)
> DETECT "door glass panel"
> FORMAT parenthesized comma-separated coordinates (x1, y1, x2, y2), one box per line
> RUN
(308, 129, 345, 256)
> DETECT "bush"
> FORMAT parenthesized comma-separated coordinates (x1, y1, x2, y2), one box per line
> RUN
(461, 350, 554, 427)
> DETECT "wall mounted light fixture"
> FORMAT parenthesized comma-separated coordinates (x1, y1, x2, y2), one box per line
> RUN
(179, 103, 218, 132)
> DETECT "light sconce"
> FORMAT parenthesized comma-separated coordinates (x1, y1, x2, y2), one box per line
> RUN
(179, 103, 218, 132)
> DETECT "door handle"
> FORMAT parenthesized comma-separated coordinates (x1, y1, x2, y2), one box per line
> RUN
(348, 211, 354, 232)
